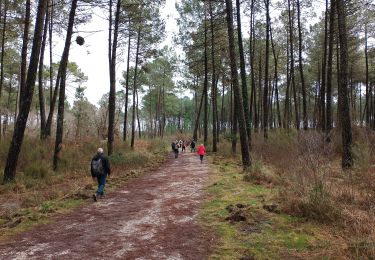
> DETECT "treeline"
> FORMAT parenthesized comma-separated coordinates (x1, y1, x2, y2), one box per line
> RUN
(176, 0, 375, 169)
(0, 0, 168, 183)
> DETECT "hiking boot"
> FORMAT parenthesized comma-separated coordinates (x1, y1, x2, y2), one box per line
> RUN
(93, 194, 97, 202)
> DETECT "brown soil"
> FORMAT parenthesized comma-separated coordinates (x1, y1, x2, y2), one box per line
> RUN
(0, 152, 212, 259)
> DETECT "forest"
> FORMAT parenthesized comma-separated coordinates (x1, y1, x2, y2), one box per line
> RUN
(0, 0, 375, 259)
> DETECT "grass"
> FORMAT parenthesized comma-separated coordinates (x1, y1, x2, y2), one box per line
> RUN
(200, 155, 346, 259)
(0, 137, 169, 241)
(0, 198, 83, 242)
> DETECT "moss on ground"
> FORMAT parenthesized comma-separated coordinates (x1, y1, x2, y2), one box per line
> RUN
(200, 155, 343, 259)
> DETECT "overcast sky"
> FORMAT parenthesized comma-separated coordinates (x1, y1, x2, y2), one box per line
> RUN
(62, 0, 179, 106)
(61, 0, 326, 106)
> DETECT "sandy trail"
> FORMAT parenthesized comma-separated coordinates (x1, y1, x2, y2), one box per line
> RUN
(0, 152, 211, 260)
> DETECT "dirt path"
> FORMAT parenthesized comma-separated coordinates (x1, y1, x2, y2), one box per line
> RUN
(0, 152, 212, 260)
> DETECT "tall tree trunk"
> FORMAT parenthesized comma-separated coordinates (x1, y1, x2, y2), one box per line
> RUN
(0, 1, 7, 141)
(297, 0, 307, 130)
(336, 0, 353, 169)
(225, 0, 251, 170)
(123, 24, 131, 142)
(209, 0, 218, 152)
(49, 0, 54, 108)
(236, 0, 252, 146)
(3, 0, 48, 183)
(263, 0, 270, 139)
(288, 0, 299, 129)
(270, 23, 281, 128)
(193, 87, 205, 141)
(42, 64, 61, 138)
(53, 0, 78, 170)
(203, 5, 208, 146)
(19, 0, 30, 111)
(136, 89, 141, 138)
(365, 21, 370, 126)
(249, 0, 256, 129)
(107, 0, 121, 155)
(38, 6, 49, 138)
(131, 27, 141, 149)
(232, 93, 237, 154)
(326, 0, 335, 139)
(320, 0, 329, 131)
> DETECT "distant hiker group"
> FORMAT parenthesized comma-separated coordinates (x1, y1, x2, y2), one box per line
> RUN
(171, 139, 206, 163)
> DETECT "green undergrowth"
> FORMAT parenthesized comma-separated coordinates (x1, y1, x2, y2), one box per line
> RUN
(200, 155, 343, 259)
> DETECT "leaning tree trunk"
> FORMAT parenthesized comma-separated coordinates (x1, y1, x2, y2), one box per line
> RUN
(19, 0, 31, 111)
(193, 87, 205, 141)
(336, 0, 353, 169)
(38, 6, 50, 138)
(53, 0, 78, 170)
(107, 0, 121, 155)
(236, 0, 251, 147)
(3, 0, 48, 183)
(225, 0, 251, 170)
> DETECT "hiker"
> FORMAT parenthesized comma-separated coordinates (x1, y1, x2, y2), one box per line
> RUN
(197, 143, 206, 164)
(172, 141, 179, 158)
(182, 141, 186, 153)
(91, 148, 111, 202)
(190, 140, 196, 153)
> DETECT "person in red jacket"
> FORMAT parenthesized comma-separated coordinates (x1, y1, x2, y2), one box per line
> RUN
(197, 143, 206, 164)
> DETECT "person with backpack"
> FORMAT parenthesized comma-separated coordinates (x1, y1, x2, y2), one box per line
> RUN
(190, 140, 196, 153)
(197, 143, 206, 164)
(91, 148, 111, 202)
(171, 141, 178, 158)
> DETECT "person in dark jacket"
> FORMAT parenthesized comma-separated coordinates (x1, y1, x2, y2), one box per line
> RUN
(91, 148, 111, 201)
(171, 141, 178, 158)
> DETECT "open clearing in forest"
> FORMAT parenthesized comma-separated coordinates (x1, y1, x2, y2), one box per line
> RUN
(0, 152, 212, 259)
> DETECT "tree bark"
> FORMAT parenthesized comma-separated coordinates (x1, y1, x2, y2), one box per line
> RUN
(263, 0, 270, 138)
(131, 27, 141, 149)
(3, 0, 48, 183)
(236, 0, 251, 146)
(38, 6, 49, 138)
(107, 0, 121, 155)
(225, 0, 251, 170)
(209, 0, 217, 152)
(297, 0, 307, 130)
(288, 0, 299, 129)
(203, 4, 208, 147)
(336, 0, 353, 169)
(0, 1, 7, 141)
(53, 0, 78, 170)
(326, 0, 335, 139)
(123, 24, 131, 142)
(19, 0, 31, 111)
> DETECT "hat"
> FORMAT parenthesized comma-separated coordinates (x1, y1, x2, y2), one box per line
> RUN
(97, 148, 104, 154)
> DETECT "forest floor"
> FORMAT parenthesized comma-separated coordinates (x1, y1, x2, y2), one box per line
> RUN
(0, 152, 213, 259)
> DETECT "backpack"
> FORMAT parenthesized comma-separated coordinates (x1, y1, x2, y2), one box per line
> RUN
(92, 158, 105, 177)
(172, 142, 176, 150)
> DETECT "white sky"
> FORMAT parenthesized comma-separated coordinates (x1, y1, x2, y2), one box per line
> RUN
(64, 0, 179, 106)
(61, 0, 326, 106)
